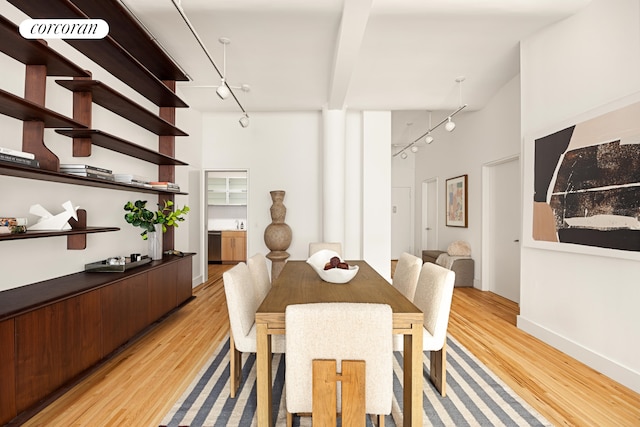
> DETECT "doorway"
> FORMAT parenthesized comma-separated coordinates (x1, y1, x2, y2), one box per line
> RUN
(391, 187, 412, 259)
(421, 178, 438, 252)
(482, 156, 520, 302)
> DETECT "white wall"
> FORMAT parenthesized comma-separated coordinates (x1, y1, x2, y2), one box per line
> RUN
(410, 76, 522, 288)
(0, 3, 201, 291)
(519, 0, 640, 392)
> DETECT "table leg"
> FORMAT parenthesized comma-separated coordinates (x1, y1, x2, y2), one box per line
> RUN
(403, 322, 423, 427)
(256, 323, 273, 427)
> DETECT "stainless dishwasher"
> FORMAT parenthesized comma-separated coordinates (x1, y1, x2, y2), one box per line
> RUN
(208, 230, 222, 263)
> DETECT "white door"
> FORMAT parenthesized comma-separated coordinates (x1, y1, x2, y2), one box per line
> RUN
(486, 157, 521, 302)
(421, 179, 438, 251)
(391, 187, 412, 259)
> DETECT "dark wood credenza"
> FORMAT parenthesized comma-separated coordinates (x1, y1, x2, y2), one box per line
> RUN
(0, 254, 193, 425)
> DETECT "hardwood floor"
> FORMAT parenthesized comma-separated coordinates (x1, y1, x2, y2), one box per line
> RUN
(16, 263, 640, 427)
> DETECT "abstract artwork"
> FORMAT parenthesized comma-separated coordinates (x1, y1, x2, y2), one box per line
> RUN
(446, 174, 468, 227)
(532, 100, 640, 252)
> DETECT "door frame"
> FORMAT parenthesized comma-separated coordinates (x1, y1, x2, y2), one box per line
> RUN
(421, 177, 439, 254)
(481, 154, 520, 293)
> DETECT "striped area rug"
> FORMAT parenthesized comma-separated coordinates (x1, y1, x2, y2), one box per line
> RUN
(160, 335, 550, 426)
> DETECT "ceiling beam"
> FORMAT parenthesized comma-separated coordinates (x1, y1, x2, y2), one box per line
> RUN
(327, 0, 373, 110)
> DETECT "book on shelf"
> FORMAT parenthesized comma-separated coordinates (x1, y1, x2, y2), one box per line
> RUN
(113, 174, 152, 187)
(64, 171, 115, 181)
(60, 164, 112, 174)
(149, 181, 180, 191)
(0, 217, 27, 226)
(0, 146, 35, 160)
(0, 217, 28, 234)
(0, 225, 27, 234)
(0, 153, 40, 168)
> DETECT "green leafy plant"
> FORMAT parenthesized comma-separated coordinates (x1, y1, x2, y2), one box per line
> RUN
(124, 200, 190, 240)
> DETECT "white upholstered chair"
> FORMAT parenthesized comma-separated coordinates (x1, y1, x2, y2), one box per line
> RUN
(285, 302, 393, 427)
(247, 252, 271, 305)
(308, 242, 342, 257)
(393, 262, 455, 396)
(392, 252, 422, 301)
(222, 262, 284, 398)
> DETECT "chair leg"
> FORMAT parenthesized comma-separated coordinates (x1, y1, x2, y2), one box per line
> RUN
(313, 360, 338, 426)
(229, 333, 242, 398)
(430, 342, 447, 397)
(376, 414, 385, 427)
(341, 360, 366, 427)
(286, 411, 293, 427)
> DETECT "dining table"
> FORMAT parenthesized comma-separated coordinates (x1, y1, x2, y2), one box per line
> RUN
(255, 260, 424, 427)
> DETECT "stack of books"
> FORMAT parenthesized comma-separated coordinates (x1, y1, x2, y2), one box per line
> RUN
(150, 181, 180, 191)
(60, 164, 114, 181)
(113, 174, 152, 188)
(0, 217, 28, 234)
(0, 146, 39, 168)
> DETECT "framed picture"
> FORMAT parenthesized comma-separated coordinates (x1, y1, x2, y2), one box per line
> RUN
(446, 174, 468, 227)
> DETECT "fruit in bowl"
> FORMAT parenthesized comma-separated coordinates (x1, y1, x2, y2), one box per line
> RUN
(307, 249, 359, 284)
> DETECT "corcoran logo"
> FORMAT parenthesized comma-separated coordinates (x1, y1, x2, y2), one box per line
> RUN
(19, 19, 109, 39)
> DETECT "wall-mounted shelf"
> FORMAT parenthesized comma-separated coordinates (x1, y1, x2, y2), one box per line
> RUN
(0, 88, 87, 128)
(56, 80, 188, 136)
(0, 227, 119, 241)
(7, 0, 189, 108)
(62, 0, 189, 82)
(55, 129, 188, 166)
(0, 15, 90, 77)
(0, 161, 187, 195)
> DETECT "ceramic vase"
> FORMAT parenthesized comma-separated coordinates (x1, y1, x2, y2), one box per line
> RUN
(148, 223, 163, 260)
(264, 190, 291, 280)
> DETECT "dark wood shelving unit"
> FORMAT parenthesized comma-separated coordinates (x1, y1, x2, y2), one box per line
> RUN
(7, 0, 188, 108)
(0, 88, 87, 128)
(0, 161, 187, 195)
(0, 227, 119, 242)
(62, 0, 189, 82)
(0, 15, 90, 77)
(55, 129, 188, 165)
(56, 80, 188, 136)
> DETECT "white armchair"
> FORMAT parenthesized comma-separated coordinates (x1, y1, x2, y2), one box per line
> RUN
(308, 242, 342, 257)
(392, 252, 422, 300)
(247, 252, 271, 305)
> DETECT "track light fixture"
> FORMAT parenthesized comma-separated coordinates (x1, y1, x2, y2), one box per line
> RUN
(445, 117, 456, 132)
(393, 77, 467, 159)
(171, 1, 250, 128)
(239, 114, 250, 128)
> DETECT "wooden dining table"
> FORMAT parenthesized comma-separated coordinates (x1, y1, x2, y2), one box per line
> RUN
(255, 260, 424, 426)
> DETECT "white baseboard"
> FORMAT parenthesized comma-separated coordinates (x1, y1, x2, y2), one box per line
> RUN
(517, 315, 640, 393)
(192, 275, 203, 288)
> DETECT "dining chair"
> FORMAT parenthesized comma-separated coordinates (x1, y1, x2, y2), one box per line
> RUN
(222, 262, 284, 398)
(285, 302, 393, 427)
(393, 262, 455, 396)
(247, 252, 271, 305)
(308, 242, 342, 257)
(391, 252, 422, 300)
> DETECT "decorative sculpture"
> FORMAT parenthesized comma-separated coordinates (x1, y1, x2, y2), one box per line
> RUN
(29, 200, 79, 231)
(264, 190, 292, 280)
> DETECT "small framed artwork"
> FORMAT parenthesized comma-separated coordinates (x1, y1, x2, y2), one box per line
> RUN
(446, 174, 468, 227)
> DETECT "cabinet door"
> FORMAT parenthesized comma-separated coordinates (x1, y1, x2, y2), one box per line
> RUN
(15, 291, 102, 413)
(221, 233, 234, 261)
(176, 256, 193, 305)
(233, 235, 246, 261)
(148, 262, 177, 320)
(101, 273, 149, 355)
(221, 231, 246, 261)
(0, 319, 16, 425)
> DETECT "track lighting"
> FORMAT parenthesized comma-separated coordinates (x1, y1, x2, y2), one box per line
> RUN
(445, 117, 456, 132)
(239, 114, 250, 128)
(393, 77, 467, 159)
(216, 80, 230, 99)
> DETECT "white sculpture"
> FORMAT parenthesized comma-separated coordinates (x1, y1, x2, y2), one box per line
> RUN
(29, 200, 79, 231)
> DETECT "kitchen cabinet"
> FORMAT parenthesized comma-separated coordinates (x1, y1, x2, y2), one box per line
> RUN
(208, 176, 247, 205)
(221, 230, 246, 262)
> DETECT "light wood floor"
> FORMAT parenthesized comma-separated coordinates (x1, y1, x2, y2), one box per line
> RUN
(18, 263, 640, 427)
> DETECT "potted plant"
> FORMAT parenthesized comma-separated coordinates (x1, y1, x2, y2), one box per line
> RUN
(124, 200, 190, 259)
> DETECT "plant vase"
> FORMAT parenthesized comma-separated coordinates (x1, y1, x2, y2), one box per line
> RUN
(148, 223, 163, 260)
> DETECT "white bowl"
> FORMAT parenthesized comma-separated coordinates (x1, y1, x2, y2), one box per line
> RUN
(306, 249, 359, 284)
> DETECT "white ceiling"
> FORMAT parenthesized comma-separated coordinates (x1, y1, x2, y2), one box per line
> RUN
(120, 0, 590, 115)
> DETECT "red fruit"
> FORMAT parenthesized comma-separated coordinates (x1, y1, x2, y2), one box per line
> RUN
(337, 262, 349, 269)
(330, 256, 340, 268)
(324, 262, 333, 270)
